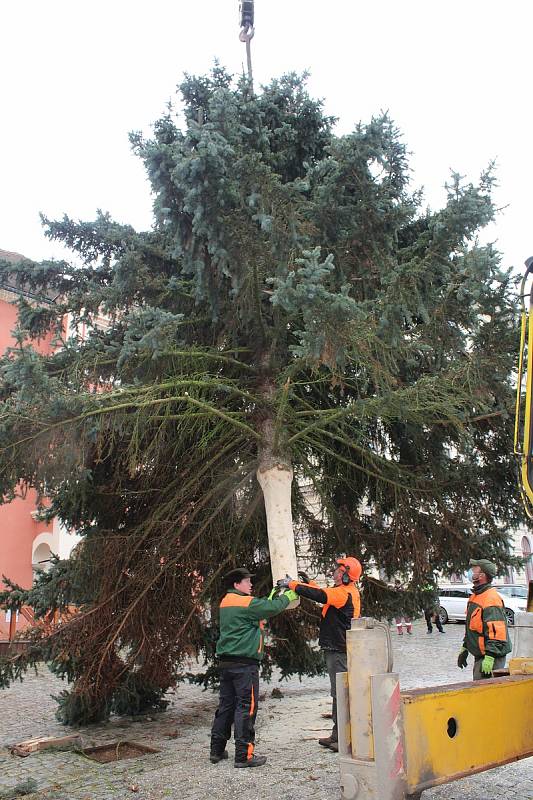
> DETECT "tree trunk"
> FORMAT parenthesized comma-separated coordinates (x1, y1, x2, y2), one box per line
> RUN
(256, 462, 298, 583)
(256, 367, 299, 606)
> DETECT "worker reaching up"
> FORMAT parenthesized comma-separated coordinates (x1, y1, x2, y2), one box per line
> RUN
(277, 557, 362, 752)
(210, 568, 297, 768)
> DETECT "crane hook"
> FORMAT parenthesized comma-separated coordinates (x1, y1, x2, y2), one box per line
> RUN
(239, 0, 255, 42)
(238, 0, 254, 91)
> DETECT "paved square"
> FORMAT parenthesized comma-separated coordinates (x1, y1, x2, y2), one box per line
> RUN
(0, 621, 531, 799)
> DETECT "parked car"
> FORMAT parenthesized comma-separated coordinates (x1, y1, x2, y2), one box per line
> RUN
(493, 585, 528, 626)
(438, 586, 470, 625)
(438, 584, 527, 626)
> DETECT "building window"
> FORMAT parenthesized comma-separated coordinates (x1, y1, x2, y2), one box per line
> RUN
(521, 536, 533, 583)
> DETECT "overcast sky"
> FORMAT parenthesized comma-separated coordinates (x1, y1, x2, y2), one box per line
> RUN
(1, 0, 531, 275)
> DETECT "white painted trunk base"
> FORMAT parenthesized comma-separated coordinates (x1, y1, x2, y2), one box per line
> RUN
(257, 464, 299, 608)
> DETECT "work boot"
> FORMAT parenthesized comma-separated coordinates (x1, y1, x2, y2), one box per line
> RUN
(328, 740, 339, 752)
(210, 750, 229, 764)
(234, 755, 267, 768)
(319, 736, 337, 748)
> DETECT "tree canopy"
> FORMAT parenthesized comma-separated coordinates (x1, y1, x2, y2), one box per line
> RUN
(0, 67, 525, 723)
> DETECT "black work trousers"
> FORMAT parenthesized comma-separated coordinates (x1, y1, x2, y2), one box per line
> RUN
(424, 609, 443, 632)
(324, 649, 347, 741)
(210, 663, 259, 763)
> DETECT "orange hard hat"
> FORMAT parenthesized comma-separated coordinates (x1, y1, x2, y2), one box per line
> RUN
(336, 557, 362, 581)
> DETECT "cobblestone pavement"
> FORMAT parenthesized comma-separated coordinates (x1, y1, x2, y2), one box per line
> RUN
(0, 621, 532, 800)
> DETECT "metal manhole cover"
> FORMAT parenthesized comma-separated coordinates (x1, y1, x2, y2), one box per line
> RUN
(82, 741, 159, 763)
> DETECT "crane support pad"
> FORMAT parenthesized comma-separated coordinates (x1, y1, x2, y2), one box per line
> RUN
(401, 675, 533, 793)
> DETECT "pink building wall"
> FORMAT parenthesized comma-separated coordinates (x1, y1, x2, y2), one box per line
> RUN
(0, 251, 58, 637)
(0, 298, 55, 355)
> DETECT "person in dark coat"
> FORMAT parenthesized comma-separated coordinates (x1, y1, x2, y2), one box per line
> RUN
(422, 585, 445, 633)
(278, 556, 362, 752)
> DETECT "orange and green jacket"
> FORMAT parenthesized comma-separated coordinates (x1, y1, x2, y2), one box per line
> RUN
(215, 589, 290, 663)
(288, 580, 361, 652)
(462, 583, 512, 659)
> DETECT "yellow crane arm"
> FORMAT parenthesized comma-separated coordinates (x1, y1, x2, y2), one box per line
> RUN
(514, 256, 533, 516)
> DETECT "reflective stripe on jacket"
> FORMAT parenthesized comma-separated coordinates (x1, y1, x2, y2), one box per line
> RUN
(463, 584, 512, 659)
(288, 581, 360, 652)
(215, 589, 290, 662)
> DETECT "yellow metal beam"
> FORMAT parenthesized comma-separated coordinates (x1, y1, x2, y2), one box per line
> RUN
(522, 308, 533, 507)
(402, 675, 533, 793)
(514, 310, 527, 455)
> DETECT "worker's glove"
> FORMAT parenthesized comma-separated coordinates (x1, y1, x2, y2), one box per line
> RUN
(276, 574, 293, 589)
(283, 589, 298, 603)
(457, 647, 469, 669)
(481, 655, 495, 676)
(267, 587, 278, 601)
(297, 570, 310, 584)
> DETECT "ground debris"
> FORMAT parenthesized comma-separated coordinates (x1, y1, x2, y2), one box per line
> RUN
(10, 736, 82, 758)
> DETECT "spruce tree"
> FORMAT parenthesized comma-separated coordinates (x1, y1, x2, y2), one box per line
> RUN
(0, 68, 524, 723)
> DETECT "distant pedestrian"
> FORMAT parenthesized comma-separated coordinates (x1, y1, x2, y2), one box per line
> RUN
(210, 568, 297, 768)
(457, 558, 511, 680)
(422, 585, 444, 634)
(394, 580, 412, 635)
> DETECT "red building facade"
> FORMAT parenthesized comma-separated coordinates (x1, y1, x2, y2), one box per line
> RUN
(0, 249, 80, 638)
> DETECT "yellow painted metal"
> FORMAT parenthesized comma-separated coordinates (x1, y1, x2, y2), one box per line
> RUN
(402, 676, 533, 793)
(515, 261, 533, 516)
(509, 657, 533, 674)
(514, 310, 527, 455)
(521, 308, 533, 508)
